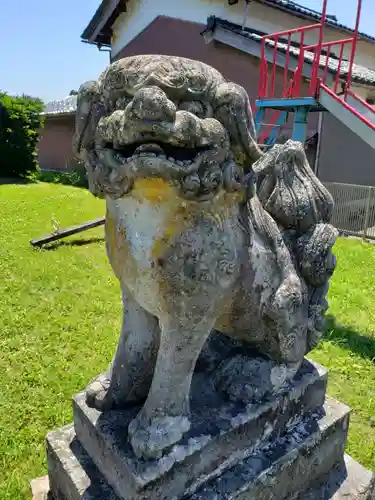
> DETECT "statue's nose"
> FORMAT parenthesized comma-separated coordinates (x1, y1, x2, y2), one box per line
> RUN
(128, 87, 176, 122)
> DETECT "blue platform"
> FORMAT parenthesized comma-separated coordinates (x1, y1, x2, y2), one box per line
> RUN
(255, 97, 324, 112)
(255, 97, 325, 143)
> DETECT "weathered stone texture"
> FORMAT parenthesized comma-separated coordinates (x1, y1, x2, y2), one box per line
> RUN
(73, 360, 327, 500)
(46, 397, 366, 500)
(72, 54, 338, 460)
(30, 475, 51, 500)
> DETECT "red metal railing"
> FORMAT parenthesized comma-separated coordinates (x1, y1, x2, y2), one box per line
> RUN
(257, 0, 362, 102)
(258, 22, 324, 99)
(304, 38, 354, 94)
(256, 0, 375, 144)
(345, 89, 375, 116)
(319, 83, 375, 131)
(258, 70, 300, 143)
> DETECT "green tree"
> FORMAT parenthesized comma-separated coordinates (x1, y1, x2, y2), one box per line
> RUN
(0, 92, 44, 178)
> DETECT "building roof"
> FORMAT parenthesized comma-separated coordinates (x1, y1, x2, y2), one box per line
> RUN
(81, 0, 375, 46)
(81, 0, 126, 46)
(210, 17, 375, 88)
(42, 96, 77, 116)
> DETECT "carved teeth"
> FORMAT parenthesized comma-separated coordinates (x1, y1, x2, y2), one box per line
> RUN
(134, 143, 164, 154)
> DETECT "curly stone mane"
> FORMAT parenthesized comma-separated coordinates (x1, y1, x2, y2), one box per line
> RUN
(74, 55, 262, 201)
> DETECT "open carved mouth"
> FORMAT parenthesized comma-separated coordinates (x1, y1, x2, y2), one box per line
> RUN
(105, 141, 211, 168)
(95, 139, 233, 200)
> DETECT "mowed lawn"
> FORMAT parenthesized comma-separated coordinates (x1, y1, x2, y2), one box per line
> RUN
(0, 182, 375, 499)
(0, 182, 120, 499)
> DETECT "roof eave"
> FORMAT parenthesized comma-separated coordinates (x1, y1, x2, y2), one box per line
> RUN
(80, 0, 375, 47)
(205, 17, 375, 88)
(204, 21, 319, 83)
(41, 111, 76, 118)
(81, 0, 127, 46)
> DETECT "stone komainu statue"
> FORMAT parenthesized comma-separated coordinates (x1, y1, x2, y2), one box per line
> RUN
(73, 55, 337, 460)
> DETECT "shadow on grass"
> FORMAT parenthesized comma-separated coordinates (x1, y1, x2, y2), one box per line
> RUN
(42, 237, 104, 251)
(0, 177, 36, 185)
(324, 315, 375, 361)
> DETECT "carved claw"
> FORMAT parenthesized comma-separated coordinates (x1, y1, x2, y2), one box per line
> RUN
(212, 355, 276, 403)
(212, 355, 301, 403)
(85, 373, 114, 411)
(128, 413, 191, 459)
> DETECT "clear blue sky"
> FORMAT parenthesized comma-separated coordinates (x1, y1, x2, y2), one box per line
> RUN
(298, 0, 374, 34)
(0, 0, 109, 102)
(0, 0, 373, 103)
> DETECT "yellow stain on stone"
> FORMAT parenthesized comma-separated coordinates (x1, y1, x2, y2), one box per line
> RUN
(131, 179, 190, 260)
(108, 178, 243, 275)
(132, 178, 179, 204)
(131, 179, 244, 261)
(106, 211, 140, 287)
(105, 213, 122, 280)
(151, 204, 190, 259)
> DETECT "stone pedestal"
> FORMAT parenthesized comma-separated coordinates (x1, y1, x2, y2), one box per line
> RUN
(43, 359, 375, 499)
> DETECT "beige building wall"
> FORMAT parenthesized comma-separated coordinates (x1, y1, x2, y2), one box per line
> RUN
(111, 0, 375, 70)
(108, 5, 375, 187)
(318, 113, 375, 186)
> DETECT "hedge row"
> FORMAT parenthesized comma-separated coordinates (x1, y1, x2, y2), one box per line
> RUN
(0, 93, 44, 178)
(37, 163, 89, 188)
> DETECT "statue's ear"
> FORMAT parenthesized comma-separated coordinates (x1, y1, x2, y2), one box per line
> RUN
(73, 81, 105, 159)
(212, 82, 262, 168)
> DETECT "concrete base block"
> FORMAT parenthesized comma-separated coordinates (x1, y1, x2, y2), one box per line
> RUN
(294, 454, 375, 500)
(30, 475, 52, 500)
(46, 397, 364, 500)
(73, 359, 327, 500)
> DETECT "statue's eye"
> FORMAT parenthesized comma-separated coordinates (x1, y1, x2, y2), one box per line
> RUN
(179, 101, 211, 118)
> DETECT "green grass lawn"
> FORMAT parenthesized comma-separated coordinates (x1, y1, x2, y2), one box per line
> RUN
(0, 182, 374, 499)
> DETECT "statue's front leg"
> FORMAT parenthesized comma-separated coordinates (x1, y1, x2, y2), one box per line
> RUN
(128, 313, 217, 459)
(127, 217, 241, 459)
(86, 286, 160, 410)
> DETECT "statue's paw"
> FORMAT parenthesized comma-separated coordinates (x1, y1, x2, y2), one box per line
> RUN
(128, 412, 191, 459)
(85, 373, 114, 411)
(212, 355, 278, 403)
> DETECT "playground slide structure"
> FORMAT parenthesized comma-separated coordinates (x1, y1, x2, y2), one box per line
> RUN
(254, 0, 375, 150)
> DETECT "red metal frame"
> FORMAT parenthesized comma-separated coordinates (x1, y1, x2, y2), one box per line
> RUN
(257, 48, 306, 143)
(255, 0, 375, 144)
(258, 78, 294, 143)
(345, 88, 375, 115)
(257, 0, 363, 101)
(319, 83, 375, 131)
